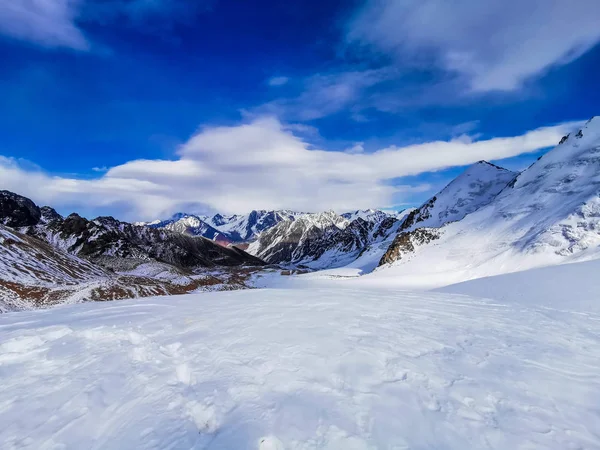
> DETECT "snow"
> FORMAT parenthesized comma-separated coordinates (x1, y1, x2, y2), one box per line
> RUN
(1, 281, 600, 449)
(340, 209, 389, 223)
(375, 118, 600, 288)
(435, 258, 600, 314)
(246, 211, 349, 261)
(206, 210, 305, 241)
(402, 161, 516, 232)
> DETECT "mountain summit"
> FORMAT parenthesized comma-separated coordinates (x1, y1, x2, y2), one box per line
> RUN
(376, 117, 600, 287)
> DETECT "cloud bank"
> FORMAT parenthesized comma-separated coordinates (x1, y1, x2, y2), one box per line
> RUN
(0, 117, 580, 220)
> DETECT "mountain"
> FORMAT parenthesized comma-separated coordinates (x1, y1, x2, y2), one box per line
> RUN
(22, 212, 264, 270)
(0, 190, 41, 227)
(0, 223, 259, 312)
(146, 210, 305, 243)
(378, 160, 517, 267)
(375, 117, 600, 288)
(246, 159, 518, 270)
(341, 209, 390, 223)
(246, 209, 406, 268)
(0, 192, 266, 311)
(246, 211, 349, 264)
(399, 161, 517, 233)
(205, 210, 305, 242)
(149, 214, 231, 245)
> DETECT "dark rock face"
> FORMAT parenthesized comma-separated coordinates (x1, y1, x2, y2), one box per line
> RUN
(372, 216, 400, 240)
(0, 190, 41, 227)
(399, 197, 436, 232)
(303, 218, 374, 262)
(378, 228, 439, 266)
(39, 206, 62, 224)
(253, 220, 326, 264)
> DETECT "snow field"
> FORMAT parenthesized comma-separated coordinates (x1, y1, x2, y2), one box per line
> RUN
(1, 287, 599, 449)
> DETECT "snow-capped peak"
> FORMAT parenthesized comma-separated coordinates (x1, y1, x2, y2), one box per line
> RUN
(341, 209, 391, 224)
(400, 160, 517, 232)
(375, 116, 600, 287)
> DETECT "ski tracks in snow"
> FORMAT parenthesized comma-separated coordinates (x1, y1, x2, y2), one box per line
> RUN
(0, 289, 599, 449)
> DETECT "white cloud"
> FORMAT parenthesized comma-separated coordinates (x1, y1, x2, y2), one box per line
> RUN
(0, 117, 581, 220)
(268, 76, 289, 87)
(347, 0, 600, 92)
(0, 0, 89, 49)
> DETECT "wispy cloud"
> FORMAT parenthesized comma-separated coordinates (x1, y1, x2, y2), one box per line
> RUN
(0, 0, 211, 50)
(0, 0, 89, 50)
(0, 117, 581, 220)
(268, 76, 289, 87)
(257, 68, 395, 121)
(347, 0, 600, 92)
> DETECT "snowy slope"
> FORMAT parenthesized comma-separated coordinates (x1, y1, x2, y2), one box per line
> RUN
(0, 225, 106, 287)
(1, 285, 599, 449)
(435, 258, 600, 313)
(375, 117, 600, 288)
(400, 161, 516, 232)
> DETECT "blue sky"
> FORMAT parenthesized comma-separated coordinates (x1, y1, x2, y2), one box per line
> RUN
(1, 0, 600, 220)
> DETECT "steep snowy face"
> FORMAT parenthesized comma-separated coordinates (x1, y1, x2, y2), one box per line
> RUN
(151, 214, 229, 243)
(150, 210, 305, 242)
(375, 117, 600, 287)
(246, 211, 349, 264)
(206, 210, 305, 242)
(494, 116, 600, 255)
(341, 209, 390, 224)
(246, 210, 407, 268)
(400, 161, 517, 232)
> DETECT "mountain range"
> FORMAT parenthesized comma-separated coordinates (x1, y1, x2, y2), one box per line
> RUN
(140, 210, 306, 245)
(0, 191, 265, 311)
(2, 116, 600, 310)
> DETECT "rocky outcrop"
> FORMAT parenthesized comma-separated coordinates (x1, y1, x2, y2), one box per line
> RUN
(378, 228, 439, 266)
(0, 190, 41, 227)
